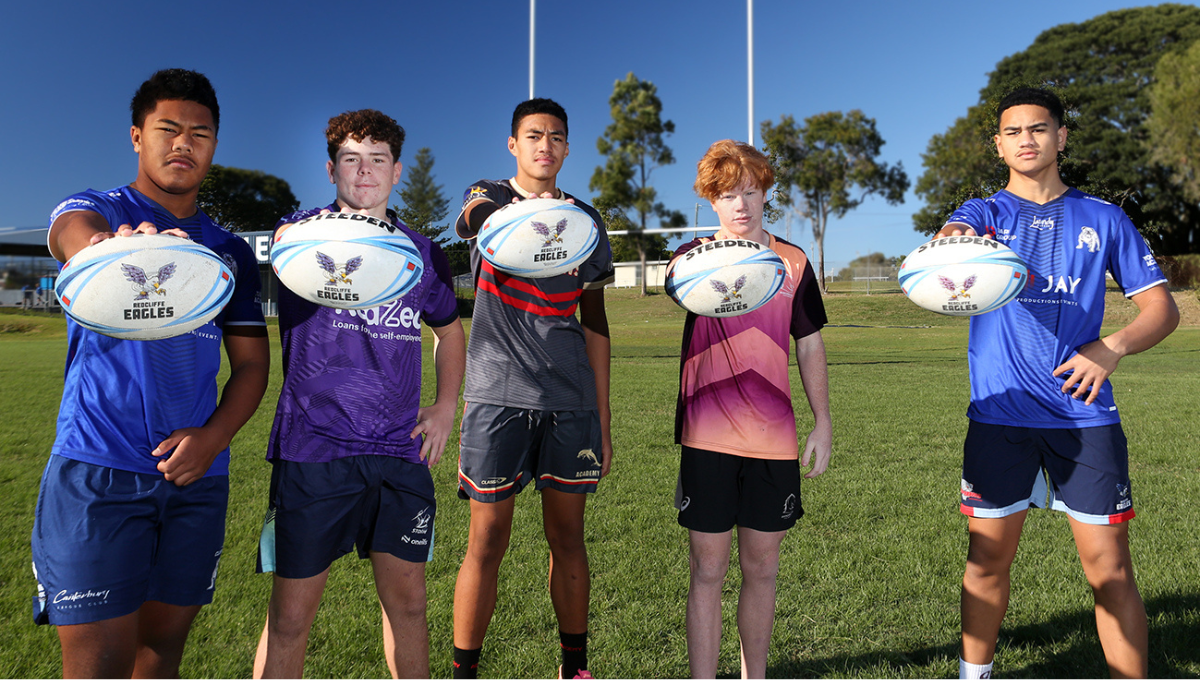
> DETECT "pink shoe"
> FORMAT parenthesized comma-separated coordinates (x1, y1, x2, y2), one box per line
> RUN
(558, 665, 594, 679)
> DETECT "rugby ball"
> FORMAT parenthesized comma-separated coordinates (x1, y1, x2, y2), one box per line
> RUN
(666, 238, 786, 318)
(55, 233, 235, 341)
(270, 212, 424, 309)
(899, 236, 1028, 316)
(478, 198, 599, 278)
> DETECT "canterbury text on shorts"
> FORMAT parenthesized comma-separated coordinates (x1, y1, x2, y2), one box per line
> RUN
(675, 446, 803, 534)
(258, 455, 436, 579)
(960, 421, 1135, 525)
(31, 456, 228, 626)
(457, 403, 603, 502)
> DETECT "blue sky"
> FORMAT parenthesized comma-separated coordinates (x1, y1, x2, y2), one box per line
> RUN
(0, 0, 1185, 269)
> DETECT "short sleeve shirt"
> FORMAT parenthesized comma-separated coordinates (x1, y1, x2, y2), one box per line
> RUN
(48, 186, 265, 476)
(267, 205, 460, 464)
(946, 188, 1167, 428)
(674, 234, 827, 460)
(454, 179, 615, 411)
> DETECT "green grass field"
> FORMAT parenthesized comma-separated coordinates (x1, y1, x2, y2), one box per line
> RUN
(1, 291, 1197, 678)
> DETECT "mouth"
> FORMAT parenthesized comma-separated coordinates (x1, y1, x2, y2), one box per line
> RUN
(166, 156, 195, 169)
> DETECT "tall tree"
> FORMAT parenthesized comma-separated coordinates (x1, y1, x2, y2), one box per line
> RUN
(590, 72, 686, 296)
(1148, 39, 1200, 204)
(762, 111, 909, 293)
(913, 4, 1200, 252)
(393, 147, 451, 244)
(197, 164, 299, 232)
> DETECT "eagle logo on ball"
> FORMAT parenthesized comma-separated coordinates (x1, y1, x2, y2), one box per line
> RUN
(121, 261, 175, 300)
(939, 274, 976, 300)
(532, 219, 568, 247)
(316, 251, 363, 285)
(710, 275, 747, 303)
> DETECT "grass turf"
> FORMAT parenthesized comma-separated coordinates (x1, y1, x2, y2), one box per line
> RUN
(0, 291, 1197, 678)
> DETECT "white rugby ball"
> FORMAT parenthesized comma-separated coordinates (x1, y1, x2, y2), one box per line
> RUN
(666, 238, 786, 318)
(271, 212, 424, 309)
(55, 233, 235, 341)
(478, 198, 599, 278)
(899, 236, 1029, 316)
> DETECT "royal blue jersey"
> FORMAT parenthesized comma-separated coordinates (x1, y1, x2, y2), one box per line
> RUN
(945, 188, 1166, 428)
(267, 205, 460, 464)
(48, 186, 266, 476)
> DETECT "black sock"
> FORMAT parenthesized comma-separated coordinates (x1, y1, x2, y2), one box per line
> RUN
(559, 631, 588, 677)
(453, 646, 482, 679)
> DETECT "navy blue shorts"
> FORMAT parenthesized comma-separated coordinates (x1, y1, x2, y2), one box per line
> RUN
(258, 456, 436, 579)
(676, 446, 802, 534)
(960, 421, 1134, 525)
(457, 403, 603, 502)
(31, 456, 228, 626)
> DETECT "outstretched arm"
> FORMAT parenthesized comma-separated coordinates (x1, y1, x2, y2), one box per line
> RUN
(1053, 284, 1179, 405)
(795, 330, 832, 479)
(411, 318, 467, 467)
(580, 288, 613, 477)
(154, 328, 270, 485)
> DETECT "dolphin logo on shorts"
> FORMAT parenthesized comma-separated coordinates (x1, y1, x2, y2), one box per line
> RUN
(577, 449, 600, 467)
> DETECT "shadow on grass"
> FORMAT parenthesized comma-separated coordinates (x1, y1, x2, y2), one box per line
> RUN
(764, 591, 1200, 679)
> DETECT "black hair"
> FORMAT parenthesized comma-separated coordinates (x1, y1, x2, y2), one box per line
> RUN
(996, 87, 1064, 128)
(130, 69, 220, 132)
(510, 98, 568, 138)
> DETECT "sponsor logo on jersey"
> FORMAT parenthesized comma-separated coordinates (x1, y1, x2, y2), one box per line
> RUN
(960, 479, 981, 501)
(1035, 274, 1082, 295)
(1143, 254, 1157, 268)
(481, 477, 506, 486)
(332, 299, 421, 332)
(782, 493, 797, 519)
(1076, 226, 1100, 253)
(208, 549, 222, 590)
(1028, 217, 1056, 231)
(464, 185, 488, 208)
(120, 261, 177, 320)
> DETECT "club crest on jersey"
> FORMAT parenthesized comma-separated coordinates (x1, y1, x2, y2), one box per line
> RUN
(412, 507, 431, 532)
(577, 449, 600, 467)
(221, 252, 238, 278)
(1076, 226, 1100, 253)
(464, 185, 488, 208)
(314, 251, 363, 303)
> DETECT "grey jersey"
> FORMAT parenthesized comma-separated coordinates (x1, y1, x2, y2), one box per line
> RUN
(456, 179, 614, 410)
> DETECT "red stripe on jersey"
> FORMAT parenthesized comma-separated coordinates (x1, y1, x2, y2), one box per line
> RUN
(538, 473, 599, 486)
(482, 261, 582, 303)
(478, 278, 578, 317)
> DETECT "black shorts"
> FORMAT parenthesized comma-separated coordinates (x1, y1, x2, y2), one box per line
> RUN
(457, 403, 603, 502)
(257, 456, 436, 579)
(676, 446, 802, 533)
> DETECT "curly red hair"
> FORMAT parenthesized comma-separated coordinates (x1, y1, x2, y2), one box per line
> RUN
(693, 140, 774, 201)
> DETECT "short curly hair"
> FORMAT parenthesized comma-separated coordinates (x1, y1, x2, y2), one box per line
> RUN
(326, 109, 405, 162)
(693, 140, 774, 202)
(130, 69, 220, 132)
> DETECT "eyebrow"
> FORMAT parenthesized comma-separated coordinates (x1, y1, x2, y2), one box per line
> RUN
(525, 127, 566, 136)
(1002, 122, 1049, 133)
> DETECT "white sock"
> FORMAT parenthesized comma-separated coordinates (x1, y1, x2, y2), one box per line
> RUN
(959, 657, 993, 679)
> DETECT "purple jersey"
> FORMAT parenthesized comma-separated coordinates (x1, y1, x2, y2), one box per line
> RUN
(946, 188, 1167, 428)
(267, 205, 460, 464)
(48, 186, 265, 476)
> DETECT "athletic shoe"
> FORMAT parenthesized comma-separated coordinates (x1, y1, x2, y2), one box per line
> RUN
(558, 665, 594, 679)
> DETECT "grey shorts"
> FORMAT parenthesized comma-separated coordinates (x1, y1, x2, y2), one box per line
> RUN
(457, 403, 603, 502)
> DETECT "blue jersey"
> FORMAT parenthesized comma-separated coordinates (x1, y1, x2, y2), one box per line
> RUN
(48, 187, 266, 476)
(946, 188, 1166, 428)
(267, 205, 460, 465)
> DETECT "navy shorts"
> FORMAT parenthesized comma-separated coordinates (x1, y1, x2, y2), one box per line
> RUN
(31, 456, 228, 626)
(960, 421, 1135, 525)
(676, 446, 803, 534)
(457, 403, 603, 502)
(258, 455, 436, 579)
